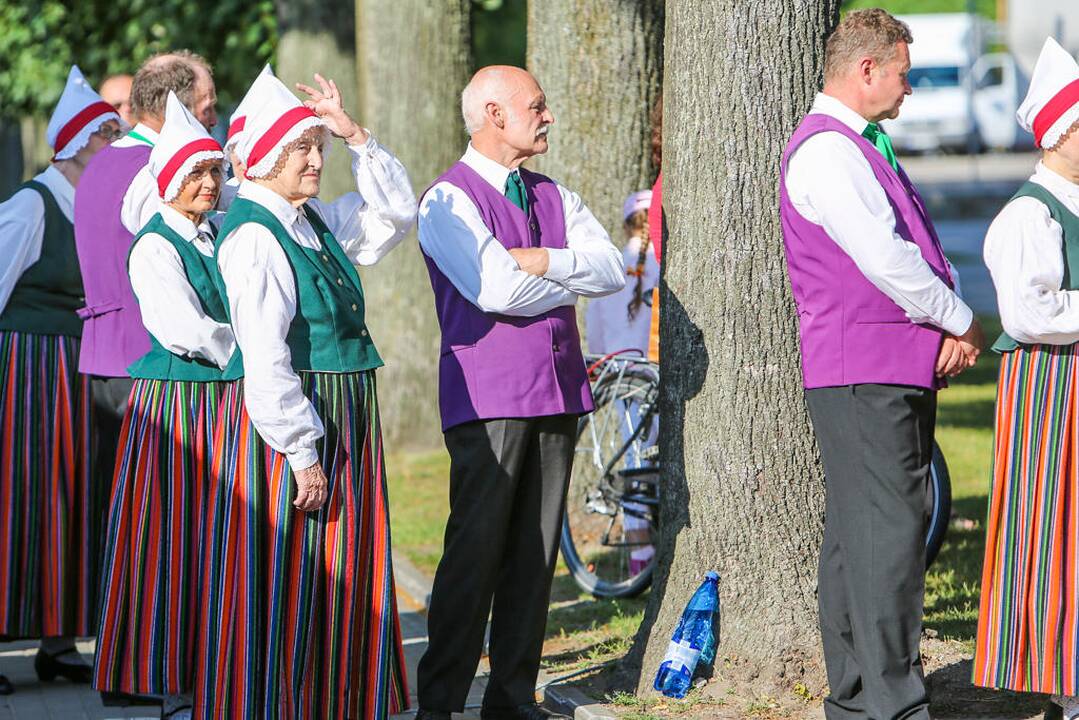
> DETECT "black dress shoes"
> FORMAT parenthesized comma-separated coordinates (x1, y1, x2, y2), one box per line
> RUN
(481, 703, 571, 720)
(1044, 700, 1064, 720)
(0, 674, 12, 694)
(34, 647, 92, 683)
(415, 711, 453, 720)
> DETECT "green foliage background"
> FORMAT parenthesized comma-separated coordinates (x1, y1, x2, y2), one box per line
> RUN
(0, 0, 277, 118)
(841, 0, 998, 19)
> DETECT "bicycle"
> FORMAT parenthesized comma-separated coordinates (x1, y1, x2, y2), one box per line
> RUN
(560, 351, 953, 599)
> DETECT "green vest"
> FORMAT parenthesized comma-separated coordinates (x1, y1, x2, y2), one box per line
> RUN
(994, 181, 1079, 352)
(0, 181, 84, 337)
(216, 197, 382, 376)
(126, 213, 239, 381)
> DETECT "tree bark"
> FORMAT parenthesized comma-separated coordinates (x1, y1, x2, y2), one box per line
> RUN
(354, 1, 471, 449)
(632, 0, 840, 692)
(275, 0, 359, 201)
(525, 0, 664, 239)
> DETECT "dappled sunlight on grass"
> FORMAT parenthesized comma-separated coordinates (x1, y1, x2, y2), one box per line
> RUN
(925, 316, 1000, 645)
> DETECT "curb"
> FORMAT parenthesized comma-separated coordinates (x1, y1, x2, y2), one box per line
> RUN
(392, 551, 613, 719)
(392, 549, 433, 610)
(543, 685, 619, 720)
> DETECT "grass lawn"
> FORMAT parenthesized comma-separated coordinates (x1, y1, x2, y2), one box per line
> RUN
(385, 448, 648, 676)
(925, 315, 1002, 649)
(384, 318, 1007, 715)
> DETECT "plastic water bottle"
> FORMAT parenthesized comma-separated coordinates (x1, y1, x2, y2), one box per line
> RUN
(653, 571, 719, 698)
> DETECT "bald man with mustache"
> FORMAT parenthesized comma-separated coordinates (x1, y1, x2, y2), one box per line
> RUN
(414, 65, 624, 720)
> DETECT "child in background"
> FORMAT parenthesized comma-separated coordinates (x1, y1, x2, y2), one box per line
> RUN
(584, 189, 659, 576)
(585, 190, 658, 357)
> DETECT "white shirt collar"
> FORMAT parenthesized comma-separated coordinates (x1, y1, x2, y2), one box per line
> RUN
(158, 204, 214, 242)
(462, 143, 516, 193)
(35, 165, 76, 222)
(1032, 161, 1079, 203)
(809, 93, 872, 135)
(113, 122, 160, 149)
(236, 179, 304, 228)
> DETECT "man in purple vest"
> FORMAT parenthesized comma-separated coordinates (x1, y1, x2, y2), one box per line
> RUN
(415, 66, 624, 720)
(781, 10, 984, 720)
(71, 52, 215, 708)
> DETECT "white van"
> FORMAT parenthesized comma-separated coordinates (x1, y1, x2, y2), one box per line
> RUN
(884, 13, 1032, 153)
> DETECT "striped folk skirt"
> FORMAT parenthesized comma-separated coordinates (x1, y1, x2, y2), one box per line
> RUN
(974, 344, 1079, 694)
(0, 330, 97, 638)
(196, 371, 408, 720)
(93, 378, 229, 696)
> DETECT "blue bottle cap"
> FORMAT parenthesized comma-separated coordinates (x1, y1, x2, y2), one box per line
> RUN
(705, 571, 719, 581)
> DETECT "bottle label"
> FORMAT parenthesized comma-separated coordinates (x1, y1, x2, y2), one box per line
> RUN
(664, 639, 701, 673)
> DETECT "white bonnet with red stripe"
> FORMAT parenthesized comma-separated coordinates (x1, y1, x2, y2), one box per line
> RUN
(46, 65, 121, 161)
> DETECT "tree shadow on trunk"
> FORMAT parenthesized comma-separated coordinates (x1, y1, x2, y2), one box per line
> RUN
(623, 279, 709, 687)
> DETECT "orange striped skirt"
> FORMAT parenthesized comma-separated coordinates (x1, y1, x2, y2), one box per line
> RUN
(974, 344, 1079, 694)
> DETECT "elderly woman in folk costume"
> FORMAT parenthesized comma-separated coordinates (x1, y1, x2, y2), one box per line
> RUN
(976, 38, 1079, 720)
(198, 71, 415, 718)
(92, 92, 235, 720)
(0, 66, 121, 695)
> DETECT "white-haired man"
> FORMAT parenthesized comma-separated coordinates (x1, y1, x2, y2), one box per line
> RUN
(415, 65, 624, 720)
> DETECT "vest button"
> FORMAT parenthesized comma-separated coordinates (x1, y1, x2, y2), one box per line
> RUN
(361, 328, 368, 337)
(322, 254, 329, 262)
(552, 343, 560, 352)
(351, 303, 358, 312)
(337, 277, 344, 285)
(530, 222, 537, 231)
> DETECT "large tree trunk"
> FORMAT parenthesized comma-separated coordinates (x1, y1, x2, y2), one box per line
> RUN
(354, 1, 472, 449)
(633, 0, 840, 692)
(525, 1, 664, 239)
(275, 0, 359, 200)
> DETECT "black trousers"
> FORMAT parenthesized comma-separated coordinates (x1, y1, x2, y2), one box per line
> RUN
(417, 414, 577, 711)
(90, 375, 134, 497)
(806, 384, 936, 720)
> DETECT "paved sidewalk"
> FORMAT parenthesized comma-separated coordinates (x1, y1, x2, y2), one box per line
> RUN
(0, 588, 490, 719)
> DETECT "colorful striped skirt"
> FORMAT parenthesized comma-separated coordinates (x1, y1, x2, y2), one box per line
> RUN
(974, 344, 1079, 694)
(195, 371, 408, 719)
(93, 378, 230, 696)
(0, 330, 96, 638)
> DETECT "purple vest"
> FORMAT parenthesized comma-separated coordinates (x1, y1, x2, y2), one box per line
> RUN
(780, 115, 953, 390)
(73, 143, 152, 377)
(421, 162, 594, 431)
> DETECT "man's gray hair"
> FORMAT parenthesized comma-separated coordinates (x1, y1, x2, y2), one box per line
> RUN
(823, 9, 912, 83)
(130, 50, 213, 121)
(461, 67, 510, 136)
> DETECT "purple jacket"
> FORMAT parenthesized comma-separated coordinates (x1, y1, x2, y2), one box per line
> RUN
(421, 162, 594, 431)
(73, 144, 152, 377)
(780, 114, 953, 390)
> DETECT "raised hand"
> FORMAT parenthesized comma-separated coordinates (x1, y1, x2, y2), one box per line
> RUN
(296, 73, 369, 146)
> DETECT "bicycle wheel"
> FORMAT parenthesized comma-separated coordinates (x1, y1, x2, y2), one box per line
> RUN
(925, 439, 952, 569)
(561, 366, 659, 599)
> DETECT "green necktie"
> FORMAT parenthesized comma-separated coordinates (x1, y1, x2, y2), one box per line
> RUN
(504, 170, 528, 213)
(862, 122, 899, 172)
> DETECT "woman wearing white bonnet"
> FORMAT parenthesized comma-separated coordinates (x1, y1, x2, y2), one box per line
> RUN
(977, 37, 1079, 720)
(0, 64, 121, 695)
(93, 92, 236, 720)
(203, 70, 416, 717)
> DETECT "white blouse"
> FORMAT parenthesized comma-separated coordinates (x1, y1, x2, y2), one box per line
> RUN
(417, 143, 625, 317)
(128, 205, 235, 368)
(585, 235, 659, 356)
(984, 162, 1079, 345)
(217, 137, 416, 471)
(0, 166, 75, 314)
